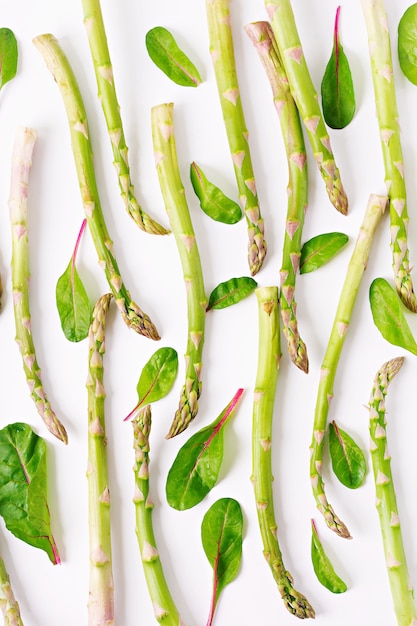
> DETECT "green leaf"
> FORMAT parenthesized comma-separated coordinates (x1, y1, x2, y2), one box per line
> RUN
(137, 347, 178, 405)
(202, 498, 243, 623)
(329, 421, 366, 489)
(321, 7, 355, 129)
(207, 276, 257, 311)
(369, 278, 417, 355)
(56, 260, 92, 342)
(190, 162, 242, 224)
(0, 423, 60, 564)
(166, 389, 243, 510)
(311, 520, 347, 593)
(398, 4, 417, 85)
(0, 28, 18, 91)
(300, 232, 349, 274)
(146, 27, 202, 87)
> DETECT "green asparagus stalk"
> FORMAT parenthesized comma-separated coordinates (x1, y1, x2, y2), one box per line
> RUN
(206, 0, 267, 276)
(151, 103, 207, 438)
(245, 21, 309, 373)
(252, 286, 315, 619)
(368, 357, 417, 626)
(310, 194, 387, 538)
(0, 554, 24, 626)
(361, 0, 417, 313)
(33, 34, 160, 340)
(86, 292, 114, 625)
(8, 126, 68, 444)
(266, 0, 348, 215)
(80, 0, 168, 236)
(132, 405, 182, 625)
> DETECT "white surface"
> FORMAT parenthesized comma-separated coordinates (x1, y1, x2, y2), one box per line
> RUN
(0, 1, 416, 625)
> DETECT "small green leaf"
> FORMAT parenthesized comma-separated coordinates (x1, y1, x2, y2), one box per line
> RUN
(311, 519, 347, 593)
(146, 26, 202, 87)
(0, 28, 18, 91)
(166, 389, 243, 510)
(207, 277, 257, 311)
(398, 4, 417, 85)
(300, 232, 349, 274)
(329, 421, 366, 489)
(190, 162, 242, 224)
(137, 347, 178, 406)
(369, 278, 417, 355)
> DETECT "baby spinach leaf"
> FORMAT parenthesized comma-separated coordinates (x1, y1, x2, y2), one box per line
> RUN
(329, 421, 366, 489)
(398, 4, 417, 85)
(146, 26, 202, 87)
(0, 28, 18, 91)
(311, 519, 347, 593)
(300, 232, 349, 274)
(370, 278, 417, 355)
(166, 389, 244, 510)
(190, 162, 242, 224)
(207, 276, 257, 310)
(0, 423, 60, 564)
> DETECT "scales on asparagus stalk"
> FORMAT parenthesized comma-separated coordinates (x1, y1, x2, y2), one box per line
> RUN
(9, 126, 68, 444)
(152, 103, 207, 438)
(0, 553, 24, 625)
(206, 0, 267, 276)
(33, 34, 160, 340)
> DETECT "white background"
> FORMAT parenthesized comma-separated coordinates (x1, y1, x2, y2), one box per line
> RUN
(0, 1, 416, 625)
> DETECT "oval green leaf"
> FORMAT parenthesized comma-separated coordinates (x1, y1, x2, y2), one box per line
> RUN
(300, 232, 349, 274)
(0, 28, 18, 91)
(311, 519, 347, 593)
(329, 421, 366, 489)
(56, 259, 92, 342)
(190, 162, 242, 224)
(398, 4, 417, 85)
(137, 347, 179, 405)
(207, 276, 257, 311)
(146, 26, 202, 87)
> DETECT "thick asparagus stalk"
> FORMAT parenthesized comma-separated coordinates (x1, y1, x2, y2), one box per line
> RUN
(86, 293, 114, 625)
(368, 357, 417, 626)
(0, 554, 24, 626)
(151, 103, 207, 438)
(206, 0, 267, 276)
(310, 194, 387, 538)
(132, 405, 182, 625)
(252, 286, 315, 619)
(245, 21, 308, 373)
(33, 34, 160, 340)
(266, 0, 348, 215)
(361, 0, 417, 313)
(9, 126, 68, 444)
(80, 0, 168, 236)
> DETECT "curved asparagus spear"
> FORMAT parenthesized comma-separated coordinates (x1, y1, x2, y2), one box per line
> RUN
(252, 286, 315, 619)
(245, 21, 309, 373)
(310, 194, 387, 538)
(368, 357, 417, 626)
(206, 0, 267, 276)
(0, 554, 24, 626)
(33, 34, 160, 340)
(151, 103, 207, 438)
(9, 126, 68, 444)
(80, 0, 169, 236)
(266, 0, 347, 215)
(361, 0, 417, 313)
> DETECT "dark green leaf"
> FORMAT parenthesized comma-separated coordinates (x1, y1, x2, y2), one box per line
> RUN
(0, 423, 60, 564)
(311, 520, 347, 593)
(207, 276, 257, 311)
(190, 162, 242, 224)
(329, 421, 366, 489)
(137, 347, 178, 405)
(146, 27, 202, 87)
(300, 232, 349, 274)
(369, 278, 417, 355)
(398, 4, 417, 85)
(0, 28, 18, 91)
(166, 389, 243, 510)
(56, 259, 92, 342)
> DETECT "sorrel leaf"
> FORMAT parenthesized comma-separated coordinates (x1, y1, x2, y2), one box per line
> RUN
(329, 421, 366, 489)
(146, 27, 202, 87)
(207, 276, 257, 310)
(300, 232, 349, 274)
(190, 162, 242, 224)
(311, 519, 347, 593)
(398, 4, 417, 85)
(0, 28, 18, 91)
(136, 347, 178, 405)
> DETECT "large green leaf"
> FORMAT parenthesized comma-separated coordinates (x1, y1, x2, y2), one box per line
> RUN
(398, 4, 417, 85)
(0, 28, 18, 91)
(311, 520, 347, 593)
(329, 421, 366, 489)
(190, 162, 242, 224)
(300, 232, 348, 274)
(146, 27, 202, 87)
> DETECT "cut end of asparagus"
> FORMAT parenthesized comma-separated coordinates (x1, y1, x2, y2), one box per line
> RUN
(280, 574, 316, 619)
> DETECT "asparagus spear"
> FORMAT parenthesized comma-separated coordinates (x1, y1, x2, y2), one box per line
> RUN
(252, 286, 315, 619)
(8, 126, 68, 444)
(206, 0, 267, 276)
(245, 21, 309, 373)
(368, 357, 417, 626)
(266, 0, 348, 215)
(310, 194, 387, 538)
(80, 0, 169, 236)
(33, 34, 160, 340)
(86, 293, 114, 625)
(361, 0, 417, 313)
(151, 103, 207, 438)
(0, 554, 24, 626)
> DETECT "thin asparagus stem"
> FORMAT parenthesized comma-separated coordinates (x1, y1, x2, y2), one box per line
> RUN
(361, 0, 417, 313)
(368, 357, 417, 626)
(206, 0, 267, 276)
(8, 126, 68, 444)
(252, 286, 315, 619)
(33, 33, 160, 340)
(245, 21, 309, 373)
(151, 103, 207, 438)
(80, 0, 169, 236)
(0, 554, 24, 626)
(310, 194, 387, 538)
(266, 0, 348, 215)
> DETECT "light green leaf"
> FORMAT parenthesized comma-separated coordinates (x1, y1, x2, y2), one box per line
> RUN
(311, 520, 347, 593)
(398, 4, 417, 85)
(190, 162, 242, 224)
(207, 276, 257, 310)
(0, 28, 18, 91)
(329, 421, 366, 489)
(300, 232, 349, 274)
(146, 27, 202, 87)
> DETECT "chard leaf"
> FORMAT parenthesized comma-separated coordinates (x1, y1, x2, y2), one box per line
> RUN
(311, 519, 347, 593)
(190, 162, 242, 224)
(300, 232, 349, 274)
(398, 4, 417, 85)
(146, 26, 202, 87)
(207, 276, 257, 310)
(137, 347, 178, 405)
(0, 28, 18, 91)
(329, 421, 366, 489)
(166, 389, 244, 510)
